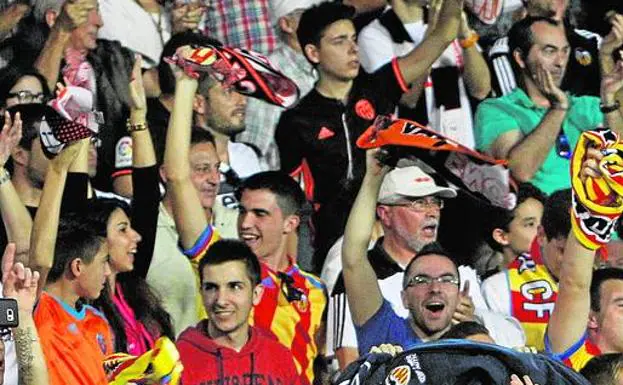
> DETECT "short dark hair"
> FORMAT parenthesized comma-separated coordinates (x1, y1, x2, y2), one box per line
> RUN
(297, 1, 356, 64)
(0, 64, 50, 108)
(47, 213, 106, 283)
(235, 171, 306, 216)
(541, 189, 572, 241)
(403, 242, 459, 288)
(590, 268, 623, 312)
(0, 65, 51, 151)
(508, 16, 560, 77)
(440, 321, 491, 340)
(158, 31, 222, 95)
(580, 353, 623, 385)
(198, 239, 261, 286)
(191, 127, 216, 147)
(86, 198, 132, 230)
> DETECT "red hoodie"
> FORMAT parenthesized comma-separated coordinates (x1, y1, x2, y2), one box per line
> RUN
(177, 321, 300, 385)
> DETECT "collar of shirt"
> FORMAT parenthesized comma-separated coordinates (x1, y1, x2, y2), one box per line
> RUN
(512, 87, 574, 111)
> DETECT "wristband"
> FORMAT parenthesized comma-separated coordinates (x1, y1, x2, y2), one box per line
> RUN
(0, 167, 10, 186)
(126, 120, 148, 132)
(600, 100, 620, 114)
(570, 129, 623, 250)
(460, 32, 479, 49)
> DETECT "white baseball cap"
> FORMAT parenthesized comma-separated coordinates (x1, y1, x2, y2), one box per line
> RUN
(378, 166, 457, 204)
(270, 0, 324, 26)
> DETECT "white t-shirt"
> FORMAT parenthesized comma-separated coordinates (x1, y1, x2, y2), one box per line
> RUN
(358, 11, 476, 148)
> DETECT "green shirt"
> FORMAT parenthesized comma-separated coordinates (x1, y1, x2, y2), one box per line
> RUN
(475, 88, 603, 195)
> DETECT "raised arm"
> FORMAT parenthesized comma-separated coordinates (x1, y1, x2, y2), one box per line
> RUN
(0, 113, 32, 264)
(342, 149, 388, 326)
(127, 56, 159, 279)
(163, 56, 209, 250)
(28, 140, 84, 296)
(546, 147, 602, 353)
(395, 0, 463, 86)
(458, 12, 491, 100)
(34, 0, 97, 91)
(2, 243, 49, 385)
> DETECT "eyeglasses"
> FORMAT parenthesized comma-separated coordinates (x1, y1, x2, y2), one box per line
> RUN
(555, 131, 571, 159)
(405, 274, 459, 288)
(278, 272, 304, 302)
(384, 196, 444, 212)
(6, 90, 46, 104)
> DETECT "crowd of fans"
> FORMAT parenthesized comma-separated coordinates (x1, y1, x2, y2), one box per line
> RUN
(0, 0, 620, 384)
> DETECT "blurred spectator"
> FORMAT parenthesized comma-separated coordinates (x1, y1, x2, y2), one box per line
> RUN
(176, 239, 300, 385)
(0, 2, 30, 41)
(276, 0, 464, 272)
(163, 64, 327, 385)
(482, 189, 571, 350)
(358, 0, 491, 148)
(33, 0, 136, 193)
(475, 17, 623, 194)
(580, 353, 623, 385)
(487, 183, 546, 269)
(488, 0, 601, 97)
(97, 0, 173, 69)
(2, 243, 49, 385)
(238, 0, 322, 170)
(202, 0, 276, 54)
(0, 66, 50, 258)
(328, 166, 524, 368)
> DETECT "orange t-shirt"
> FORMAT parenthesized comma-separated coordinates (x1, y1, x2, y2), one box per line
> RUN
(34, 292, 114, 385)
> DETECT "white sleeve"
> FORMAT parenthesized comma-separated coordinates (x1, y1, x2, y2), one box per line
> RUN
(320, 237, 344, 295)
(327, 291, 359, 356)
(481, 271, 512, 316)
(475, 308, 526, 348)
(358, 24, 396, 73)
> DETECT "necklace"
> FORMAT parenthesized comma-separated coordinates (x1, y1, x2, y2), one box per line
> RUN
(135, 0, 165, 46)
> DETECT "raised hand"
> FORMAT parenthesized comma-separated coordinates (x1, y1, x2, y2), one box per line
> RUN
(452, 280, 476, 324)
(601, 13, 623, 57)
(0, 112, 22, 168)
(601, 60, 623, 100)
(51, 138, 89, 171)
(129, 55, 147, 113)
(365, 148, 390, 179)
(55, 0, 98, 31)
(2, 243, 40, 314)
(534, 63, 568, 110)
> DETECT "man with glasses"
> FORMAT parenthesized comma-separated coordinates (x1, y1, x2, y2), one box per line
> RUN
(475, 16, 623, 195)
(337, 159, 525, 360)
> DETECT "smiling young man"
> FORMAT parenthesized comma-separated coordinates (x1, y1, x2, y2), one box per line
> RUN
(176, 239, 299, 385)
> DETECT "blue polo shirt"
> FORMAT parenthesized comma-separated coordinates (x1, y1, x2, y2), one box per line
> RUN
(355, 299, 422, 354)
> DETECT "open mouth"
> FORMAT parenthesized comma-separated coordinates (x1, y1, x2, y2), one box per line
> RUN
(422, 224, 437, 237)
(425, 302, 445, 314)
